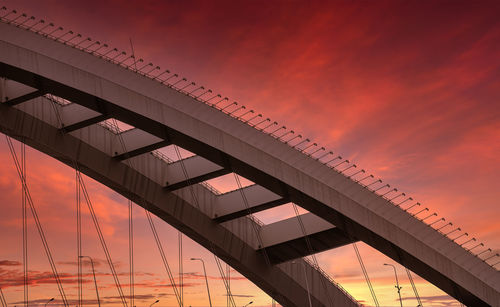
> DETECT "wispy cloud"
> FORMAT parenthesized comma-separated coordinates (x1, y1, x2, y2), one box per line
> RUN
(0, 260, 21, 266)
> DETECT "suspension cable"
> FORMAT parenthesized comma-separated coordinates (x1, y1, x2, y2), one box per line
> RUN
(179, 231, 183, 307)
(6, 136, 69, 306)
(405, 268, 422, 306)
(145, 210, 182, 305)
(21, 141, 28, 307)
(226, 263, 230, 307)
(76, 172, 128, 307)
(77, 170, 82, 307)
(353, 243, 379, 306)
(213, 255, 237, 307)
(129, 199, 134, 307)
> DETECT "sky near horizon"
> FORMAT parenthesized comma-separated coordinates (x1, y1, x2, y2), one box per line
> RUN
(0, 1, 499, 306)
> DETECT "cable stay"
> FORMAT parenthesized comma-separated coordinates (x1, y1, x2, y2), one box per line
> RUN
(213, 255, 237, 307)
(129, 199, 134, 307)
(352, 243, 379, 307)
(179, 231, 183, 307)
(21, 142, 28, 307)
(405, 267, 422, 306)
(76, 172, 128, 307)
(145, 210, 183, 306)
(76, 170, 83, 307)
(6, 136, 69, 306)
(226, 263, 230, 307)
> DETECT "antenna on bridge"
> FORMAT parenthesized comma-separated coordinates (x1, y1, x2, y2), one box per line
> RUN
(129, 38, 138, 72)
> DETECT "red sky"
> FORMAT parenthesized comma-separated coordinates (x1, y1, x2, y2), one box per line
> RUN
(0, 1, 499, 306)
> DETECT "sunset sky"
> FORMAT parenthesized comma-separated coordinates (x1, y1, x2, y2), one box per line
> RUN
(0, 1, 499, 306)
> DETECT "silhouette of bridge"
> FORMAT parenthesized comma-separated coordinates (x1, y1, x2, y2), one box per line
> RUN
(0, 8, 499, 307)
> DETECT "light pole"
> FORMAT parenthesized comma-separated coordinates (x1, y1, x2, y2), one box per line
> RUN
(292, 261, 312, 307)
(79, 256, 101, 307)
(149, 299, 159, 307)
(243, 301, 253, 307)
(44, 297, 54, 307)
(191, 258, 212, 307)
(384, 263, 403, 307)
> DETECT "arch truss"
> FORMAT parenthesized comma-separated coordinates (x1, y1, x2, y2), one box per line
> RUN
(0, 15, 498, 307)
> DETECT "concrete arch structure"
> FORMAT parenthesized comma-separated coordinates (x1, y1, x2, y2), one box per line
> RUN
(0, 20, 498, 306)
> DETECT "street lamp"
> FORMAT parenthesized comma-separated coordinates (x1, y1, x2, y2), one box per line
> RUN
(149, 299, 159, 307)
(79, 256, 101, 307)
(44, 297, 54, 307)
(384, 263, 403, 307)
(292, 261, 312, 307)
(191, 258, 212, 307)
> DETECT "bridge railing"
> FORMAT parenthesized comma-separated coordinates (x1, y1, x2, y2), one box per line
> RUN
(1, 8, 498, 270)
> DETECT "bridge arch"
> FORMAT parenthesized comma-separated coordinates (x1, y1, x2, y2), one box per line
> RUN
(0, 19, 498, 306)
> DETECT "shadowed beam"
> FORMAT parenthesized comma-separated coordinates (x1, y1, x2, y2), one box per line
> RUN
(164, 155, 231, 191)
(114, 140, 171, 160)
(60, 102, 109, 132)
(4, 89, 45, 106)
(213, 184, 289, 222)
(1, 78, 44, 105)
(63, 114, 109, 132)
(259, 213, 355, 264)
(111, 128, 171, 160)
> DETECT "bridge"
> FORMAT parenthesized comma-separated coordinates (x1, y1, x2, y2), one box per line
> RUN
(0, 9, 499, 307)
